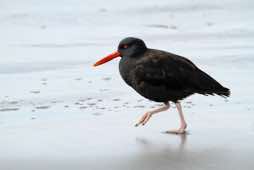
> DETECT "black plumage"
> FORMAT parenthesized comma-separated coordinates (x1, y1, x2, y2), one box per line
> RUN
(94, 37, 231, 132)
(118, 37, 230, 103)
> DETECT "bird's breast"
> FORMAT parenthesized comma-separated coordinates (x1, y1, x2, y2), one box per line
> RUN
(119, 57, 136, 87)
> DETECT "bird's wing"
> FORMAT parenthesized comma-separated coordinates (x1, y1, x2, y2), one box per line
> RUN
(132, 50, 198, 90)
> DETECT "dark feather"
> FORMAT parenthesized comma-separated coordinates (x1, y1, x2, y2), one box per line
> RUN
(121, 49, 230, 102)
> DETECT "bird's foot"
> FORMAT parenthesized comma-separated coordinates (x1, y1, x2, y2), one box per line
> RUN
(135, 112, 153, 127)
(165, 124, 187, 134)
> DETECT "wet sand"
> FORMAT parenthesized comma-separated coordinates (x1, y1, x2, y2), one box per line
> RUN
(0, 108, 253, 170)
(0, 0, 254, 169)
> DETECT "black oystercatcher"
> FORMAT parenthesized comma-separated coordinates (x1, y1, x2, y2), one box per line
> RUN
(93, 37, 230, 134)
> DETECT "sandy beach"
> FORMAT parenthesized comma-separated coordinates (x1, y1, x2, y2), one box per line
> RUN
(0, 0, 253, 169)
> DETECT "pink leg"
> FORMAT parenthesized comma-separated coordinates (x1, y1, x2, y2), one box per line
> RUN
(135, 102, 170, 127)
(166, 102, 187, 134)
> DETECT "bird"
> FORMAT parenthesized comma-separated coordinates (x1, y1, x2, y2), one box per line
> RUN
(93, 37, 230, 134)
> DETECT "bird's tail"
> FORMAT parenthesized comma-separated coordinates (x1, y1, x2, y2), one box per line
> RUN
(213, 86, 230, 97)
(196, 69, 231, 98)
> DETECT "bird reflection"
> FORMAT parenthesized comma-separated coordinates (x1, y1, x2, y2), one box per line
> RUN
(135, 133, 188, 154)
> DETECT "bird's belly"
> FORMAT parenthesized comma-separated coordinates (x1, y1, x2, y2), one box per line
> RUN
(132, 81, 192, 103)
(131, 82, 170, 102)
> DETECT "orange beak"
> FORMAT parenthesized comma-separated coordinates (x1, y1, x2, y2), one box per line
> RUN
(93, 51, 121, 67)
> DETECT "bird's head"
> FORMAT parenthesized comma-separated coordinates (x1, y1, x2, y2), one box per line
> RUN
(93, 37, 147, 67)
